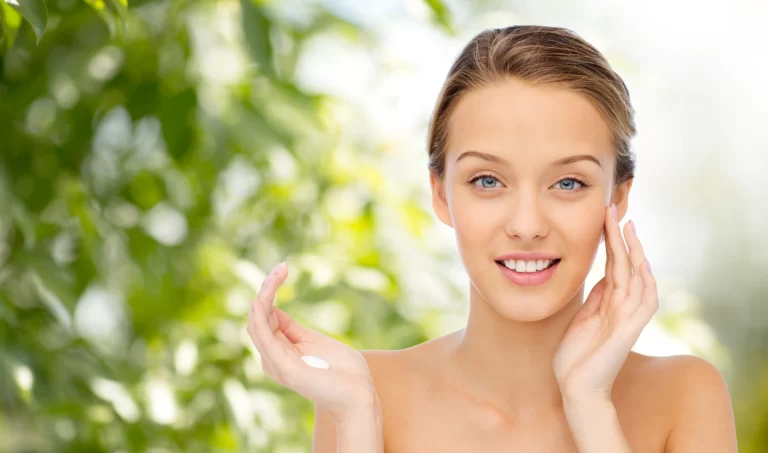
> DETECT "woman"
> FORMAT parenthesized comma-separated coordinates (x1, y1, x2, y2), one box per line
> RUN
(247, 26, 737, 452)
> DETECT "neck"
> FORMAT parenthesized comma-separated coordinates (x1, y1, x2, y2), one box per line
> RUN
(447, 282, 585, 418)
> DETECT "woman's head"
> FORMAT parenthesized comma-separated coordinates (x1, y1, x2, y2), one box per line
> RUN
(428, 25, 636, 321)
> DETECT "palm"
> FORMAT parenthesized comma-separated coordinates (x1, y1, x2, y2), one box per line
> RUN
(553, 279, 633, 397)
(248, 263, 376, 422)
(553, 207, 658, 402)
(266, 305, 373, 386)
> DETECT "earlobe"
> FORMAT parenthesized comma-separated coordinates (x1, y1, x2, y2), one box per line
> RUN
(430, 173, 453, 228)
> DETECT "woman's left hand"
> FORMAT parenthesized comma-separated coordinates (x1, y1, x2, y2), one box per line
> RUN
(553, 203, 658, 405)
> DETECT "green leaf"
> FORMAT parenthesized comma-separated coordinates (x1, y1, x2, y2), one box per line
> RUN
(422, 0, 453, 33)
(240, 0, 274, 78)
(0, 1, 22, 51)
(83, 0, 117, 38)
(0, 3, 4, 49)
(13, 0, 47, 43)
(0, 5, 5, 50)
(107, 0, 129, 22)
(159, 88, 197, 161)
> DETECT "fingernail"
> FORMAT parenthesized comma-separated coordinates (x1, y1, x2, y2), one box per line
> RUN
(611, 203, 617, 220)
(630, 219, 636, 234)
(278, 261, 287, 270)
(268, 262, 285, 279)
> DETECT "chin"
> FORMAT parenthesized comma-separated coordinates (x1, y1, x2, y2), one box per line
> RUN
(475, 260, 587, 322)
(489, 292, 567, 322)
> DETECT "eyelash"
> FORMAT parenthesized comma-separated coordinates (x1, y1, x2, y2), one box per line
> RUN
(467, 173, 591, 192)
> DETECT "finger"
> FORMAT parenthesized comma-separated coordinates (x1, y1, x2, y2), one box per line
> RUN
(623, 220, 647, 276)
(247, 297, 277, 358)
(603, 223, 613, 289)
(604, 204, 631, 294)
(601, 213, 614, 317)
(275, 307, 314, 344)
(249, 309, 292, 384)
(264, 278, 295, 348)
(249, 264, 283, 349)
(256, 263, 287, 313)
(250, 304, 303, 385)
(632, 259, 658, 321)
(621, 220, 648, 313)
(622, 273, 644, 316)
(247, 308, 262, 350)
(255, 264, 295, 347)
(249, 263, 293, 360)
(623, 220, 645, 314)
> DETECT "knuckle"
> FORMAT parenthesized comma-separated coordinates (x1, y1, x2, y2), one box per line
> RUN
(642, 299, 658, 316)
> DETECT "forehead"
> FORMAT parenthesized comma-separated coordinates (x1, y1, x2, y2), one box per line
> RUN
(446, 77, 614, 166)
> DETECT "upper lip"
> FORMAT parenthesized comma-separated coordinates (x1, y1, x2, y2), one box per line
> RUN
(496, 252, 561, 261)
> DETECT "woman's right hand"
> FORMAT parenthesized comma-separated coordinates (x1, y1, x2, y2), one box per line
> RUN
(247, 262, 378, 424)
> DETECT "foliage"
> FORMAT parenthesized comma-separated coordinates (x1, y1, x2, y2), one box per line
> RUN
(0, 0, 454, 451)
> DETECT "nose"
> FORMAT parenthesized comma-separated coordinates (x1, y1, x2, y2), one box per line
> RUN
(502, 187, 549, 241)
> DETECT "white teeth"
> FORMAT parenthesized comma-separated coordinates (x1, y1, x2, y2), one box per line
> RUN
(502, 259, 557, 273)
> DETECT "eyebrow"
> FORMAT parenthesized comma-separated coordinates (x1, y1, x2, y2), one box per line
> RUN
(455, 150, 602, 169)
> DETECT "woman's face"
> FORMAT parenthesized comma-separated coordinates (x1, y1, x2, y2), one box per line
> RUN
(430, 77, 631, 321)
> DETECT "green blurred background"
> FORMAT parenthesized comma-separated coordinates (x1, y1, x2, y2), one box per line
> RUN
(1, 0, 766, 452)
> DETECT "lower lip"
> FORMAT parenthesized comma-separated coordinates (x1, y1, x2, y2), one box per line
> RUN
(496, 260, 560, 286)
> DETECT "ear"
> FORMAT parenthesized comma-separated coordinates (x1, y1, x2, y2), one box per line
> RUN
(430, 171, 453, 228)
(611, 178, 633, 222)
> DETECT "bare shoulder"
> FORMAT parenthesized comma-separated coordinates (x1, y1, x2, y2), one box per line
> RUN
(360, 348, 410, 383)
(620, 352, 737, 452)
(360, 331, 460, 400)
(628, 352, 732, 405)
(360, 339, 443, 386)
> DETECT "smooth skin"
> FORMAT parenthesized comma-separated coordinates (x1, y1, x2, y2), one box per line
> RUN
(249, 77, 737, 453)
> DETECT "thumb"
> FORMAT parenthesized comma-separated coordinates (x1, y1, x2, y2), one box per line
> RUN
(574, 277, 607, 322)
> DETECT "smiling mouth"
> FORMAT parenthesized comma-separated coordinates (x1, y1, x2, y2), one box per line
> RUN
(495, 258, 562, 273)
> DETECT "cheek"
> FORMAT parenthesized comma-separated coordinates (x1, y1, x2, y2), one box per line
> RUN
(560, 202, 606, 254)
(449, 192, 506, 262)
(451, 192, 504, 238)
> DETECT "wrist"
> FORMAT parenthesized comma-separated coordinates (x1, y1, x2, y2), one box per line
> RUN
(335, 399, 384, 453)
(562, 396, 616, 428)
(561, 389, 612, 409)
(331, 391, 382, 425)
(336, 406, 382, 431)
(561, 398, 631, 453)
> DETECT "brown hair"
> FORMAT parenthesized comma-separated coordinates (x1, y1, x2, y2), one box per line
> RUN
(427, 25, 636, 186)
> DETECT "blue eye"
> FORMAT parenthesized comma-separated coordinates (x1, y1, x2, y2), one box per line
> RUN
(555, 177, 587, 191)
(470, 174, 501, 189)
